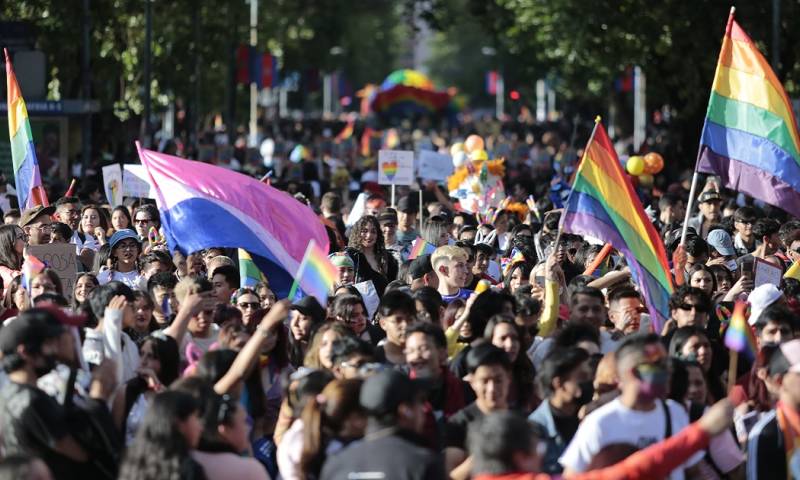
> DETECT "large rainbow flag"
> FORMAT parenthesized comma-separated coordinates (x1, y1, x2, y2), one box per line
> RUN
(4, 49, 48, 209)
(696, 10, 800, 217)
(562, 120, 674, 331)
(136, 143, 329, 299)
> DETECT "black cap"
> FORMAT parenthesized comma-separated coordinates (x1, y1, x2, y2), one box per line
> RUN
(698, 191, 722, 203)
(19, 205, 56, 227)
(290, 296, 326, 323)
(360, 369, 426, 416)
(378, 208, 398, 225)
(409, 254, 433, 280)
(0, 310, 66, 355)
(396, 196, 418, 214)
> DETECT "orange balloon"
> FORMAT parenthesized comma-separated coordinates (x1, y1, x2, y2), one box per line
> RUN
(464, 134, 485, 153)
(643, 152, 664, 174)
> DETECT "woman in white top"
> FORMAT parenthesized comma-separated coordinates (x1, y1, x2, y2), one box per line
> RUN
(97, 229, 145, 289)
(77, 204, 109, 252)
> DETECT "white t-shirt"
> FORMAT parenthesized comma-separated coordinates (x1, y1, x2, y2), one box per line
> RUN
(97, 269, 145, 291)
(559, 397, 702, 480)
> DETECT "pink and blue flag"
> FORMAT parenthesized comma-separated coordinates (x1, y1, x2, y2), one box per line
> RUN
(21, 252, 46, 293)
(136, 143, 330, 298)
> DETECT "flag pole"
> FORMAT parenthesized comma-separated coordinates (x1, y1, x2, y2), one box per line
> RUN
(727, 349, 738, 393)
(554, 116, 602, 249)
(680, 6, 735, 247)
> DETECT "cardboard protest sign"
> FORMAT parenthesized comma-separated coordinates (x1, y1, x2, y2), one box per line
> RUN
(754, 258, 782, 288)
(28, 243, 79, 300)
(122, 164, 155, 199)
(102, 164, 123, 206)
(418, 150, 453, 181)
(378, 150, 414, 186)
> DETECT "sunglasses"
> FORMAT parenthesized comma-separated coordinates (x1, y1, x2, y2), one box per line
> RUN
(237, 302, 260, 310)
(678, 303, 709, 313)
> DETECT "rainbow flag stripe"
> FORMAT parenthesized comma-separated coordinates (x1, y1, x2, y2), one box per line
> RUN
(408, 237, 436, 260)
(5, 49, 48, 209)
(724, 300, 758, 360)
(562, 121, 673, 331)
(294, 240, 338, 306)
(696, 11, 800, 217)
(238, 248, 266, 288)
(334, 120, 354, 144)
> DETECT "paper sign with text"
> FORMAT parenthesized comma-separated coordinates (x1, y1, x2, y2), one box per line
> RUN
(418, 150, 453, 181)
(123, 164, 156, 199)
(378, 150, 415, 186)
(754, 258, 783, 289)
(28, 243, 79, 301)
(102, 164, 123, 206)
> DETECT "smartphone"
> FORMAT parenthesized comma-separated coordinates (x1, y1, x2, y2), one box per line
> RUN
(534, 275, 546, 286)
(740, 258, 754, 281)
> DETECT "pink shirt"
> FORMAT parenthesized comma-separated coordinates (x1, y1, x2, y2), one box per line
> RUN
(191, 451, 269, 480)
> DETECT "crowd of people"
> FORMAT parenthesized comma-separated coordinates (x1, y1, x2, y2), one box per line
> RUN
(0, 115, 796, 480)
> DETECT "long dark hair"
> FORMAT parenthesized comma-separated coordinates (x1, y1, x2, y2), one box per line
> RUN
(299, 379, 364, 478)
(348, 215, 388, 272)
(0, 225, 21, 270)
(111, 205, 133, 231)
(484, 314, 535, 409)
(79, 204, 109, 235)
(119, 390, 206, 480)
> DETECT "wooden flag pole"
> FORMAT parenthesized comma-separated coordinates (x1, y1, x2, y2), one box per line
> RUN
(727, 350, 738, 393)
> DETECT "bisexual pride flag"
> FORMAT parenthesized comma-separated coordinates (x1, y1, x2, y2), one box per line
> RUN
(136, 143, 329, 299)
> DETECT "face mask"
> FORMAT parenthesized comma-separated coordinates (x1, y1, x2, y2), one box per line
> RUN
(636, 365, 670, 401)
(576, 380, 595, 406)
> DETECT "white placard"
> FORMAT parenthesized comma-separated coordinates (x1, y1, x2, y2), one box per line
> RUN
(754, 258, 783, 288)
(353, 280, 380, 320)
(417, 150, 453, 181)
(101, 164, 123, 206)
(378, 150, 414, 186)
(122, 164, 155, 199)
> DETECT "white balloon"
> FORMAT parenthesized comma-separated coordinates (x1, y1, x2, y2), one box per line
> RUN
(453, 151, 467, 168)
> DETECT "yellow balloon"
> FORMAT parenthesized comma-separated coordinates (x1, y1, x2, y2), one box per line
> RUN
(470, 149, 488, 161)
(638, 174, 654, 187)
(626, 156, 645, 176)
(465, 135, 485, 153)
(450, 142, 465, 156)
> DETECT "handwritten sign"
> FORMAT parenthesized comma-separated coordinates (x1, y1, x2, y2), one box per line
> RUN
(418, 150, 453, 181)
(28, 243, 79, 300)
(122, 164, 155, 199)
(378, 150, 414, 186)
(102, 164, 123, 206)
(754, 258, 783, 289)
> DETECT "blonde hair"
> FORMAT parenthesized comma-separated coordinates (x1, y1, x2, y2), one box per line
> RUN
(431, 245, 468, 269)
(174, 276, 212, 303)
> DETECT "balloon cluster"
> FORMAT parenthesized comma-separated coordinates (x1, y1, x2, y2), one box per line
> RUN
(625, 152, 664, 187)
(450, 134, 488, 167)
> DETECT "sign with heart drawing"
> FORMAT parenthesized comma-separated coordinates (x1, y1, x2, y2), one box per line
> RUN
(378, 150, 414, 186)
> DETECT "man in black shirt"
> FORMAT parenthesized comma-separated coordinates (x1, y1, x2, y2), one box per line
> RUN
(444, 343, 512, 479)
(320, 369, 444, 480)
(0, 309, 119, 479)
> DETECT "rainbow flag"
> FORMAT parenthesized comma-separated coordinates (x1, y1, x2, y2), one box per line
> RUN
(334, 120, 354, 144)
(724, 300, 757, 360)
(4, 49, 48, 209)
(238, 248, 266, 288)
(696, 10, 800, 217)
(502, 248, 526, 276)
(562, 119, 673, 331)
(21, 252, 46, 293)
(289, 240, 338, 306)
(408, 237, 436, 260)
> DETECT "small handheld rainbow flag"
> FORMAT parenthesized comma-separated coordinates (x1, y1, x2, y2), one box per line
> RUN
(239, 248, 266, 287)
(334, 119, 354, 144)
(21, 252, 46, 293)
(501, 248, 526, 276)
(724, 300, 758, 361)
(287, 240, 337, 306)
(408, 237, 436, 260)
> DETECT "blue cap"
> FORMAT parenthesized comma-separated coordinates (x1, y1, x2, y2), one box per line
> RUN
(108, 229, 142, 250)
(706, 229, 735, 257)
